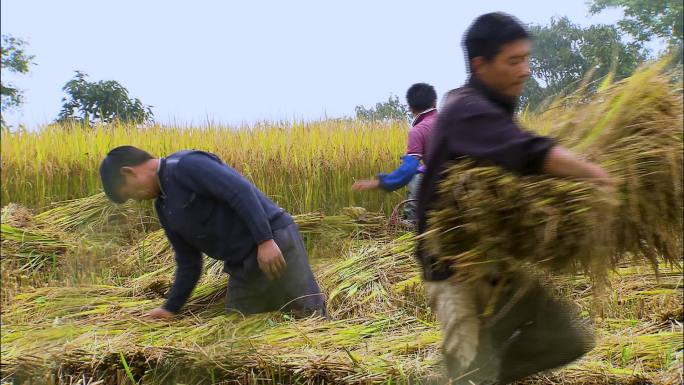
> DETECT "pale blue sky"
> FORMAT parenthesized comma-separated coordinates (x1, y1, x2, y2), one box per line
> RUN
(2, 0, 628, 128)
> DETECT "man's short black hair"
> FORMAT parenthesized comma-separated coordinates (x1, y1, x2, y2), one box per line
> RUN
(463, 12, 531, 66)
(99, 145, 153, 203)
(406, 83, 437, 112)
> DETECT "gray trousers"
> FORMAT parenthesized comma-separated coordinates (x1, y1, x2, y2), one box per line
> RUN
(426, 272, 594, 384)
(225, 223, 326, 317)
(403, 173, 423, 222)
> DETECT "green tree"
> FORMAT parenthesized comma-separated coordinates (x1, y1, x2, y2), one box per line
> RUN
(1, 34, 35, 125)
(355, 95, 409, 121)
(57, 71, 153, 124)
(521, 17, 647, 110)
(589, 0, 683, 47)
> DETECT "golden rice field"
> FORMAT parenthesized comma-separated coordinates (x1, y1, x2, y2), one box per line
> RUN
(1, 119, 409, 214)
(1, 62, 682, 384)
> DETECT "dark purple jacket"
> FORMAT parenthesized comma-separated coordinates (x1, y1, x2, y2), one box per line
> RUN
(416, 77, 555, 281)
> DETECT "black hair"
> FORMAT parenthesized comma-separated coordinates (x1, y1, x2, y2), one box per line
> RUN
(99, 145, 153, 203)
(463, 12, 531, 68)
(406, 83, 437, 112)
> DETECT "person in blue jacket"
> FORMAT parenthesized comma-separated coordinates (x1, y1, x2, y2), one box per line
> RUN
(352, 83, 438, 222)
(99, 146, 326, 319)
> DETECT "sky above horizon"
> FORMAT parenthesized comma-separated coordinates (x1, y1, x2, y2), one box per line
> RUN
(2, 0, 631, 128)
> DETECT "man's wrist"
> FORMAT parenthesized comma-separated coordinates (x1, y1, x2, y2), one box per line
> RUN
(161, 303, 179, 314)
(257, 238, 275, 248)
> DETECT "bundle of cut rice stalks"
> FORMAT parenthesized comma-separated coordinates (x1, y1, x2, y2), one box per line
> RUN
(1, 194, 151, 285)
(520, 318, 683, 385)
(550, 264, 683, 323)
(33, 192, 154, 242)
(119, 208, 388, 275)
(2, 284, 441, 385)
(2, 205, 82, 304)
(319, 232, 427, 319)
(426, 60, 683, 284)
(32, 191, 386, 247)
(2, 244, 681, 384)
(0, 224, 75, 274)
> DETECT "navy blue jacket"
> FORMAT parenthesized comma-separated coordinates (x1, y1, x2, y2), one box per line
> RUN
(155, 150, 293, 313)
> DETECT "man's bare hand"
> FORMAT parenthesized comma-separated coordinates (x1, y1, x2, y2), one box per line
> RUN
(352, 179, 380, 191)
(148, 307, 175, 319)
(257, 239, 287, 280)
(544, 146, 617, 193)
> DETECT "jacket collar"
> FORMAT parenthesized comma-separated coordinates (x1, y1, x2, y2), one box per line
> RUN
(467, 76, 517, 115)
(411, 108, 437, 127)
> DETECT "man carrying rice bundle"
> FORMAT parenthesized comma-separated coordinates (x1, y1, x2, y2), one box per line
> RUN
(416, 13, 614, 384)
(99, 147, 326, 319)
(352, 82, 439, 223)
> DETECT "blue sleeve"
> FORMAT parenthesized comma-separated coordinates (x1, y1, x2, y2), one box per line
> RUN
(377, 155, 420, 192)
(156, 206, 203, 314)
(175, 153, 274, 244)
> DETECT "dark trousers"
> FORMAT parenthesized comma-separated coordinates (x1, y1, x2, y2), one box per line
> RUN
(225, 223, 326, 317)
(428, 271, 594, 384)
(404, 173, 423, 222)
(493, 274, 594, 383)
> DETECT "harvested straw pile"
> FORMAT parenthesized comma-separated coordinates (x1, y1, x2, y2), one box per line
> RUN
(1, 204, 70, 304)
(2, 280, 441, 384)
(1, 203, 34, 228)
(31, 193, 154, 243)
(113, 207, 391, 303)
(550, 264, 684, 323)
(119, 207, 388, 275)
(2, 227, 682, 384)
(319, 233, 428, 319)
(427, 61, 683, 283)
(297, 207, 387, 238)
(2, 259, 681, 384)
(1, 197, 138, 279)
(1, 194, 145, 278)
(0, 223, 75, 273)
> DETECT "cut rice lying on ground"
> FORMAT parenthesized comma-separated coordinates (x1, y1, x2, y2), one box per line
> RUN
(2, 226, 681, 384)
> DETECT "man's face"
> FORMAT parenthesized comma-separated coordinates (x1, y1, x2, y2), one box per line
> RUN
(472, 38, 531, 99)
(117, 166, 157, 202)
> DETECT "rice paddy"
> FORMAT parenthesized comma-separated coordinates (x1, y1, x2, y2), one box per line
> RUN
(1, 62, 682, 384)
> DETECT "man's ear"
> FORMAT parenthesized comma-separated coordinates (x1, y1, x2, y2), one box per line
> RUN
(120, 166, 135, 177)
(471, 56, 486, 77)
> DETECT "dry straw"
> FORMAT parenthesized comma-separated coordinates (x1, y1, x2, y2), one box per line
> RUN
(426, 60, 683, 283)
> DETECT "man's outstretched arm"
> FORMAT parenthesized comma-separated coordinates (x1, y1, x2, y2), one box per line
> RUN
(352, 155, 420, 192)
(543, 146, 612, 186)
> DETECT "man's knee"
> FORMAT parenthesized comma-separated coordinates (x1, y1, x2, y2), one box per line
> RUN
(497, 316, 594, 382)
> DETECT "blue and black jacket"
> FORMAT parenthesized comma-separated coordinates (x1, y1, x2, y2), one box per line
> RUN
(155, 150, 293, 312)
